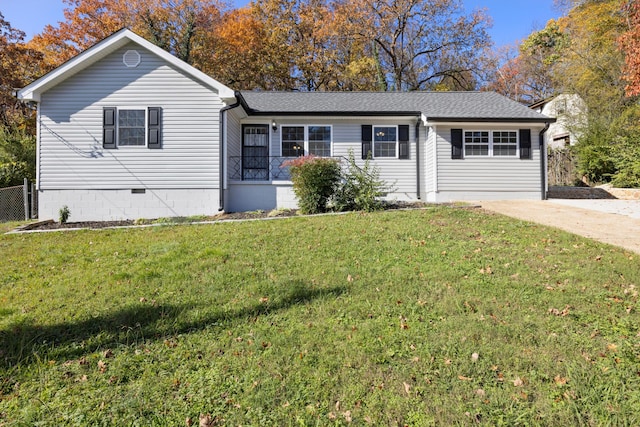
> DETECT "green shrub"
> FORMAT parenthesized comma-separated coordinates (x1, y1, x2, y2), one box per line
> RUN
(334, 150, 388, 212)
(573, 119, 617, 184)
(574, 105, 640, 187)
(283, 156, 341, 214)
(59, 205, 70, 224)
(610, 136, 640, 188)
(0, 126, 36, 188)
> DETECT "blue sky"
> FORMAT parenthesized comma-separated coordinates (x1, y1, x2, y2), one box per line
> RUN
(1, 0, 560, 47)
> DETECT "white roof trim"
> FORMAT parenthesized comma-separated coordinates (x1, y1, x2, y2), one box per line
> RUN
(422, 120, 550, 128)
(17, 28, 235, 102)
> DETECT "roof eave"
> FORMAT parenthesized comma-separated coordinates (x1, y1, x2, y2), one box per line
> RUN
(427, 117, 556, 123)
(244, 110, 422, 117)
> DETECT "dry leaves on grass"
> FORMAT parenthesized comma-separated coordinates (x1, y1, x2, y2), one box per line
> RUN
(479, 266, 493, 275)
(554, 375, 568, 386)
(197, 413, 221, 427)
(403, 382, 411, 395)
(548, 305, 571, 316)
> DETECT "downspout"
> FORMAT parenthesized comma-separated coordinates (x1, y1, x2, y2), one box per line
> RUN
(539, 122, 550, 200)
(218, 96, 241, 212)
(35, 102, 41, 192)
(415, 116, 421, 199)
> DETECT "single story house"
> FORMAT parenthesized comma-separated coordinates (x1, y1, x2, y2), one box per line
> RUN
(18, 29, 554, 221)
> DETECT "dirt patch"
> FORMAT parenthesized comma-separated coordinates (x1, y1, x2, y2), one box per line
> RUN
(17, 201, 430, 232)
(480, 200, 640, 254)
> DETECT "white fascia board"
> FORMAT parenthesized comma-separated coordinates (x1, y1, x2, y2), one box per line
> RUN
(18, 29, 235, 102)
(423, 120, 549, 129)
(18, 29, 135, 101)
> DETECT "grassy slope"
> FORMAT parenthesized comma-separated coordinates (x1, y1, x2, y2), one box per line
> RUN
(0, 207, 639, 426)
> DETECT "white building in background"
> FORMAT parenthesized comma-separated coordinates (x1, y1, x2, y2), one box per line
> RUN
(530, 94, 586, 149)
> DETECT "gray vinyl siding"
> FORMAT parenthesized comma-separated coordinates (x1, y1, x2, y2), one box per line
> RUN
(435, 125, 542, 193)
(242, 118, 418, 195)
(334, 121, 416, 197)
(226, 107, 246, 159)
(421, 124, 434, 198)
(38, 42, 223, 190)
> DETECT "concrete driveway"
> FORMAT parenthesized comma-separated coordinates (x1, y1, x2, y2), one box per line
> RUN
(479, 199, 640, 254)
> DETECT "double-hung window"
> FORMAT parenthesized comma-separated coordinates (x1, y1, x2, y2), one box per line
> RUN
(281, 125, 332, 157)
(463, 130, 517, 157)
(282, 126, 305, 157)
(118, 109, 146, 146)
(373, 126, 397, 158)
(103, 107, 162, 149)
(464, 131, 489, 156)
(453, 129, 530, 160)
(308, 126, 331, 157)
(492, 131, 518, 156)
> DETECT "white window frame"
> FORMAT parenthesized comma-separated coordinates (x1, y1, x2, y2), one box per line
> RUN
(463, 130, 519, 158)
(492, 130, 519, 157)
(280, 125, 333, 157)
(373, 125, 398, 159)
(116, 107, 148, 148)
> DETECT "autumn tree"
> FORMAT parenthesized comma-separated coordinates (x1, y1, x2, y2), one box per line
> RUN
(321, 2, 382, 91)
(289, 0, 381, 91)
(556, 0, 627, 113)
(28, 0, 225, 71)
(198, 7, 273, 90)
(0, 13, 43, 128)
(620, 0, 640, 97)
(248, 0, 318, 90)
(482, 45, 530, 103)
(552, 0, 639, 186)
(519, 20, 568, 102)
(0, 14, 41, 186)
(343, 0, 492, 91)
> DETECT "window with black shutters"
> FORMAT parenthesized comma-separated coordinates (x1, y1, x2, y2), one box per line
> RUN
(453, 129, 527, 158)
(373, 126, 397, 158)
(102, 107, 162, 149)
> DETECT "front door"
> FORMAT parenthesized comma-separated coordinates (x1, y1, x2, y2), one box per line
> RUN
(242, 124, 269, 180)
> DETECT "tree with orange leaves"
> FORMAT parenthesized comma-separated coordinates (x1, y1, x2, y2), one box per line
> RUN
(205, 6, 292, 90)
(0, 13, 43, 128)
(620, 0, 640, 97)
(0, 14, 41, 186)
(27, 0, 224, 73)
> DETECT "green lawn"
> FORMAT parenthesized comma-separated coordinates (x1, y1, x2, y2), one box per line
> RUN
(1, 207, 639, 426)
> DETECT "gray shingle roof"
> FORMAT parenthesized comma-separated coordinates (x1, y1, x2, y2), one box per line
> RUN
(238, 91, 553, 122)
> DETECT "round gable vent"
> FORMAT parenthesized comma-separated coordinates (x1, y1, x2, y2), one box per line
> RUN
(123, 50, 141, 68)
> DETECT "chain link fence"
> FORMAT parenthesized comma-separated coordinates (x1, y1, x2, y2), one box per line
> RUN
(0, 179, 38, 222)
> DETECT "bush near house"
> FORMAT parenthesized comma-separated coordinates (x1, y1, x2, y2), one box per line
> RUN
(334, 151, 388, 212)
(285, 152, 389, 214)
(284, 155, 342, 214)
